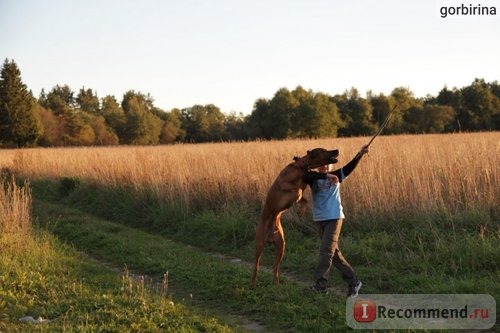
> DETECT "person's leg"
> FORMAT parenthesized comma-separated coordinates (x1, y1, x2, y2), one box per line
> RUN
(330, 219, 357, 285)
(313, 219, 339, 290)
(329, 219, 362, 296)
(332, 247, 357, 285)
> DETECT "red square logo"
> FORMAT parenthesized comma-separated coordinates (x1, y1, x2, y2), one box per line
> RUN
(353, 299, 377, 322)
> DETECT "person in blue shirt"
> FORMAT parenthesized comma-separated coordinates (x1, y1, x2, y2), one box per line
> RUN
(304, 145, 370, 297)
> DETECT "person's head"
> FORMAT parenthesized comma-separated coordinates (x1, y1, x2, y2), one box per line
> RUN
(317, 164, 330, 174)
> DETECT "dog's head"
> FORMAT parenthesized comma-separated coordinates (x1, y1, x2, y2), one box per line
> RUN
(293, 148, 339, 169)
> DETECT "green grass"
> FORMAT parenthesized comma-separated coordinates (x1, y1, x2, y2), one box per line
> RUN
(0, 230, 231, 332)
(27, 178, 500, 332)
(31, 178, 500, 294)
(34, 200, 351, 332)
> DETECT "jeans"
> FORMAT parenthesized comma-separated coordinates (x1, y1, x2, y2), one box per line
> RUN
(314, 219, 357, 288)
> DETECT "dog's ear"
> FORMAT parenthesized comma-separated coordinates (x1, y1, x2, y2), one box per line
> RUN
(306, 150, 310, 155)
(293, 156, 300, 161)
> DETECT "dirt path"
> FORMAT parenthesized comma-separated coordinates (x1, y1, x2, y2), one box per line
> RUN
(200, 246, 347, 298)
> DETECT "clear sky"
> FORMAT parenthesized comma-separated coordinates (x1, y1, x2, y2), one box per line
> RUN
(1, 0, 499, 114)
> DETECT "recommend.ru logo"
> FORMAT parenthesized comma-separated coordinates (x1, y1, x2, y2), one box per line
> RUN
(346, 294, 496, 330)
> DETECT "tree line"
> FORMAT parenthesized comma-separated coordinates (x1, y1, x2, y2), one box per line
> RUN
(1, 58, 499, 147)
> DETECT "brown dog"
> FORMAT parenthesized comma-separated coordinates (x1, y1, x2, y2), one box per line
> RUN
(250, 148, 339, 287)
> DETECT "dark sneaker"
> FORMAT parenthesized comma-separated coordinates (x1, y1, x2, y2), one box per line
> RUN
(347, 280, 362, 298)
(309, 284, 329, 294)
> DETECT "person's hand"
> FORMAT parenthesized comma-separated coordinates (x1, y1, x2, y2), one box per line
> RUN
(359, 144, 370, 156)
(327, 174, 339, 184)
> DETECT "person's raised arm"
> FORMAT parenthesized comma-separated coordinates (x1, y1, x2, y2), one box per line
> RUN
(331, 145, 370, 182)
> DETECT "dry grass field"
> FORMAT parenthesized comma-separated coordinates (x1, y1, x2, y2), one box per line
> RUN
(0, 177, 31, 233)
(1, 132, 499, 220)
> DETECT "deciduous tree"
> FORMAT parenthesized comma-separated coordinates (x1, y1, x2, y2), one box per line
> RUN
(334, 88, 376, 136)
(160, 108, 185, 144)
(121, 91, 162, 144)
(181, 104, 225, 142)
(76, 87, 100, 114)
(101, 95, 125, 140)
(458, 78, 499, 131)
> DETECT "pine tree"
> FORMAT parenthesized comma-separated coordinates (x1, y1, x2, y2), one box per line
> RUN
(0, 59, 41, 147)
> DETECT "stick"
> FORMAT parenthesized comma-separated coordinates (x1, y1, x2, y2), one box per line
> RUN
(366, 104, 398, 148)
(355, 104, 398, 158)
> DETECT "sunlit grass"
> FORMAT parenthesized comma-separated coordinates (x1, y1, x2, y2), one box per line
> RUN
(3, 132, 499, 220)
(0, 177, 31, 233)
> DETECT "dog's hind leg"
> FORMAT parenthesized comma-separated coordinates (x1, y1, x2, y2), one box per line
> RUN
(272, 215, 285, 285)
(250, 212, 271, 288)
(250, 236, 265, 288)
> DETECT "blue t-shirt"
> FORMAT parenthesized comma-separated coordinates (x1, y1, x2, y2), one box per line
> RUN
(304, 153, 363, 222)
(311, 170, 346, 221)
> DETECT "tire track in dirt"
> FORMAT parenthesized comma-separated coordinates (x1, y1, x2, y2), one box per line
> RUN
(198, 246, 347, 298)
